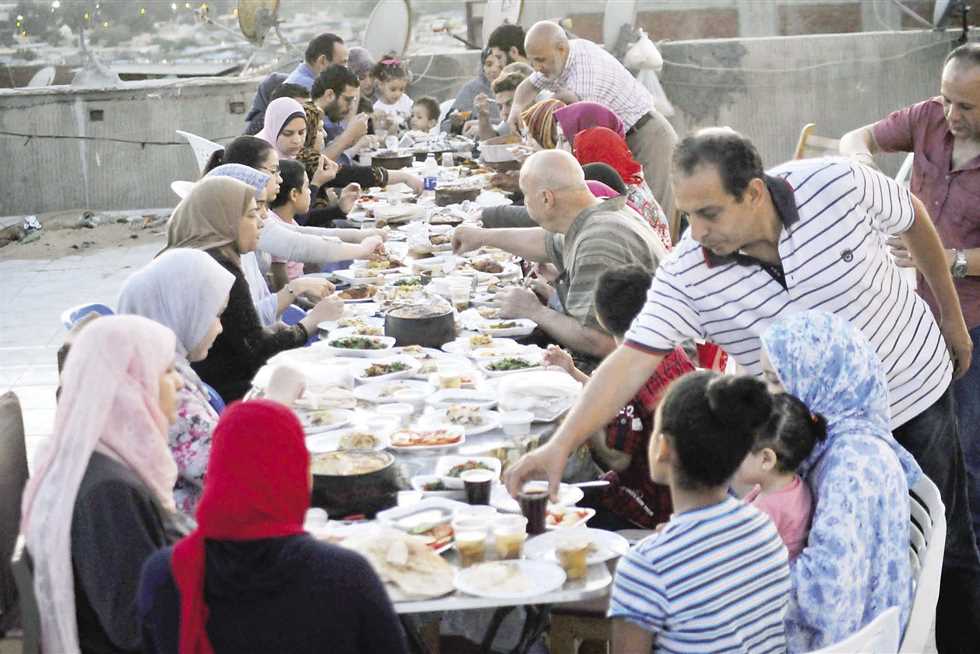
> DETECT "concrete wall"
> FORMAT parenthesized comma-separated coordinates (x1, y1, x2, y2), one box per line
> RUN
(0, 30, 957, 215)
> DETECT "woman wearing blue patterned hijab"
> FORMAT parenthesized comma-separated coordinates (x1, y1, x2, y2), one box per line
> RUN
(761, 310, 920, 652)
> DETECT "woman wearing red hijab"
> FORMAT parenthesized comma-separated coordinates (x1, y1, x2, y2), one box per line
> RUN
(137, 400, 407, 654)
(574, 126, 672, 251)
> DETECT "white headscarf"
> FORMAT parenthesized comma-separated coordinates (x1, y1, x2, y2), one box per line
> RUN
(20, 315, 178, 654)
(118, 249, 234, 359)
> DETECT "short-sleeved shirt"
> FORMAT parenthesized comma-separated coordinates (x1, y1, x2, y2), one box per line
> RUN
(528, 38, 654, 130)
(609, 496, 790, 653)
(872, 97, 980, 329)
(266, 211, 306, 281)
(545, 196, 666, 331)
(626, 157, 952, 429)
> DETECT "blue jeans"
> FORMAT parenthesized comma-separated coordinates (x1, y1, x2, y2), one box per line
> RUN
(953, 325, 980, 554)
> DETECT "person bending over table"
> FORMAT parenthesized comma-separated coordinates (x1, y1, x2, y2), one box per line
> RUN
(452, 150, 666, 372)
(503, 128, 979, 651)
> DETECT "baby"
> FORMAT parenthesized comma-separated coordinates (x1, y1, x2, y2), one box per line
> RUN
(410, 96, 440, 133)
(734, 393, 827, 560)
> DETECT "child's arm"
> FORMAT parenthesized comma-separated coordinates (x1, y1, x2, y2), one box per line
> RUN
(544, 345, 589, 384)
(611, 619, 654, 654)
(269, 262, 289, 292)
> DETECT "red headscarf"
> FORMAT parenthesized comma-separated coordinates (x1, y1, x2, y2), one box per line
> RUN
(170, 400, 310, 654)
(573, 126, 644, 186)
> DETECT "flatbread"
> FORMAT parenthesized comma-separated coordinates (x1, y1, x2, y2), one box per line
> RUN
(341, 528, 455, 599)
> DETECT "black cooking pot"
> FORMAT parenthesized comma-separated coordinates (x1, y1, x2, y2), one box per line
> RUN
(371, 152, 414, 170)
(310, 449, 400, 518)
(413, 148, 455, 163)
(385, 308, 456, 348)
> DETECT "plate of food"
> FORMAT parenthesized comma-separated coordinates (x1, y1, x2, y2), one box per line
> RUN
(295, 408, 353, 434)
(433, 455, 502, 489)
(426, 388, 497, 410)
(477, 353, 544, 377)
(495, 371, 583, 422)
(354, 380, 436, 404)
(323, 335, 396, 358)
(490, 483, 585, 514)
(423, 405, 501, 437)
(318, 315, 385, 336)
(476, 318, 536, 338)
(373, 204, 424, 225)
(349, 356, 421, 383)
(389, 426, 466, 451)
(377, 498, 469, 553)
(333, 268, 386, 286)
(476, 306, 501, 320)
(352, 256, 405, 271)
(305, 427, 390, 453)
(337, 285, 379, 303)
(524, 527, 629, 565)
(442, 335, 521, 356)
(454, 560, 566, 600)
(546, 506, 596, 530)
(410, 474, 468, 500)
(339, 527, 456, 600)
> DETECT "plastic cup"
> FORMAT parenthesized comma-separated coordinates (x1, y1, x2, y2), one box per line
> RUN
(499, 410, 534, 437)
(448, 277, 471, 312)
(555, 534, 591, 580)
(461, 468, 495, 505)
(452, 517, 489, 567)
(493, 515, 528, 560)
(392, 389, 427, 414)
(518, 486, 550, 535)
(377, 402, 414, 426)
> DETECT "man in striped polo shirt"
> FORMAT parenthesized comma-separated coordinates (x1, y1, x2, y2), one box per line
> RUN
(452, 149, 667, 371)
(504, 129, 979, 648)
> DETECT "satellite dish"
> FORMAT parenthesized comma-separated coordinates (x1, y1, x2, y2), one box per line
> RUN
(603, 0, 637, 48)
(28, 66, 56, 87)
(482, 0, 524, 46)
(933, 0, 966, 29)
(238, 0, 280, 46)
(364, 0, 412, 57)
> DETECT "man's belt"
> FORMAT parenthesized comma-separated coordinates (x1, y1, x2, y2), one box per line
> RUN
(626, 112, 653, 137)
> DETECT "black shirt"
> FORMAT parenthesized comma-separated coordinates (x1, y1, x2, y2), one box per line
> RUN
(138, 535, 409, 654)
(72, 452, 171, 654)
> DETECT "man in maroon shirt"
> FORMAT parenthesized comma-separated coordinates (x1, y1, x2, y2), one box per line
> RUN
(842, 42, 980, 650)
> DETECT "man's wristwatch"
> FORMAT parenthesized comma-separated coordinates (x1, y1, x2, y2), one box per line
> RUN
(951, 249, 969, 279)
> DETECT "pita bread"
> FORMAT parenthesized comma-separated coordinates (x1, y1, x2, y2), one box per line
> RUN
(341, 528, 455, 600)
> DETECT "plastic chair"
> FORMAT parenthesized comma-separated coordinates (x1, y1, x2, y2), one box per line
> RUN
(60, 303, 113, 330)
(281, 304, 306, 326)
(438, 98, 456, 125)
(0, 392, 28, 635)
(894, 152, 915, 188)
(170, 180, 194, 199)
(175, 130, 223, 175)
(808, 606, 901, 653)
(900, 475, 946, 653)
(202, 383, 225, 415)
(794, 123, 840, 160)
(10, 537, 40, 654)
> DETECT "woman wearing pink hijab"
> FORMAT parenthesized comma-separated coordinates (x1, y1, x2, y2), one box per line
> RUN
(19, 315, 185, 654)
(553, 101, 626, 148)
(257, 97, 340, 189)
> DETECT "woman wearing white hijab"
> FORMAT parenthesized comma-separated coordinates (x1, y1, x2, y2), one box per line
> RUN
(19, 315, 184, 654)
(118, 249, 234, 515)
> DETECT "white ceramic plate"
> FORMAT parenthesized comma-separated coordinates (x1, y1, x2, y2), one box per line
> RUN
(454, 560, 566, 600)
(389, 426, 466, 451)
(349, 356, 422, 384)
(420, 409, 501, 437)
(524, 528, 630, 565)
(476, 352, 544, 377)
(410, 475, 468, 501)
(442, 336, 520, 356)
(489, 483, 585, 514)
(426, 388, 497, 410)
(322, 335, 396, 358)
(305, 427, 390, 453)
(545, 507, 596, 530)
(337, 287, 381, 304)
(433, 455, 502, 489)
(345, 302, 380, 318)
(353, 380, 436, 404)
(318, 316, 385, 335)
(295, 408, 354, 435)
(333, 268, 386, 285)
(475, 318, 537, 338)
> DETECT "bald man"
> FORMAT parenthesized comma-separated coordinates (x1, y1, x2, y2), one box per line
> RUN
(453, 150, 667, 370)
(507, 21, 678, 232)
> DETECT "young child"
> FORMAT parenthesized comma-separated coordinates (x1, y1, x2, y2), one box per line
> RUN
(609, 372, 790, 654)
(543, 265, 696, 529)
(734, 393, 826, 560)
(372, 57, 412, 130)
(266, 160, 381, 289)
(410, 96, 440, 133)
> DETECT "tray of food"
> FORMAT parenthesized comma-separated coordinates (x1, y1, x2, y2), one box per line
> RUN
(305, 427, 390, 453)
(421, 405, 501, 436)
(475, 319, 536, 338)
(432, 455, 502, 489)
(296, 408, 354, 434)
(337, 285, 380, 303)
(349, 356, 421, 383)
(389, 426, 466, 451)
(322, 334, 396, 357)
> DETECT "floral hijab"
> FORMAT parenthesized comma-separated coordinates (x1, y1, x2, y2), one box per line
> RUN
(760, 310, 920, 486)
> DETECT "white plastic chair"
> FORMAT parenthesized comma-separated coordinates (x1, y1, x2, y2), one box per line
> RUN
(900, 475, 946, 654)
(808, 606, 901, 653)
(437, 98, 455, 126)
(894, 152, 915, 188)
(170, 180, 194, 199)
(175, 130, 223, 175)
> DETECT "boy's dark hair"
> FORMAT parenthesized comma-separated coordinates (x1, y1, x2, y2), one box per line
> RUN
(945, 42, 980, 68)
(752, 393, 828, 473)
(271, 159, 306, 209)
(673, 129, 765, 201)
(487, 24, 526, 58)
(659, 372, 773, 489)
(203, 135, 273, 175)
(311, 65, 359, 100)
(413, 96, 440, 122)
(593, 264, 651, 336)
(271, 83, 309, 102)
(491, 72, 525, 95)
(372, 55, 408, 82)
(305, 33, 344, 65)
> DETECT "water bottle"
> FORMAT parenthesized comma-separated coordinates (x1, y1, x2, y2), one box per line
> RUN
(423, 154, 438, 192)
